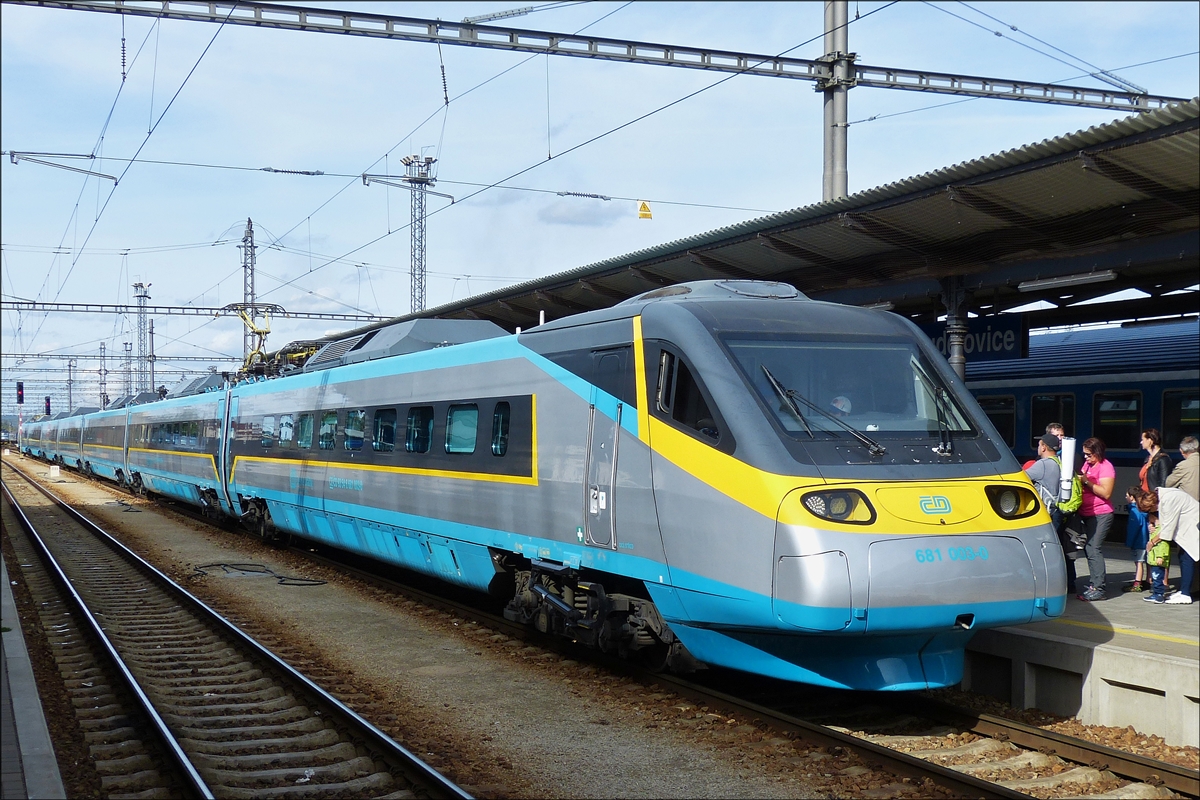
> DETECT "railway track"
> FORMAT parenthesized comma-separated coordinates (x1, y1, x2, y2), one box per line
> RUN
(1, 460, 470, 800)
(292, 542, 1198, 800)
(10, 456, 1199, 799)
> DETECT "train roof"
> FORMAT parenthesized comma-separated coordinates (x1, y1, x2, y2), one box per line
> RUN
(303, 318, 507, 373)
(965, 319, 1198, 382)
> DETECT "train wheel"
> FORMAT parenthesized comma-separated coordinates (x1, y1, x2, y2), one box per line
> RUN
(636, 641, 671, 673)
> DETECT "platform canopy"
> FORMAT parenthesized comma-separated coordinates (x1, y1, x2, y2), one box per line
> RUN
(342, 99, 1199, 337)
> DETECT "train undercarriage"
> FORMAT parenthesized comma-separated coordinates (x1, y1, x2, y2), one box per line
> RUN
(500, 556, 700, 672)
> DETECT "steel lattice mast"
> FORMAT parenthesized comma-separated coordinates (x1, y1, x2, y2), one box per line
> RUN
(133, 282, 150, 392)
(241, 218, 257, 358)
(403, 156, 436, 314)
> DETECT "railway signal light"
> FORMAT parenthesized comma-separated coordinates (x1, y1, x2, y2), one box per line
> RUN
(16, 381, 23, 404)
(44, 396, 51, 416)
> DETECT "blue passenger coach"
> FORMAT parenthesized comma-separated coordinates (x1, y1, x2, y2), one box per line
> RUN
(965, 320, 1199, 512)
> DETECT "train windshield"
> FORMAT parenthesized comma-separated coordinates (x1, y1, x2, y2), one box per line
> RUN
(724, 336, 977, 439)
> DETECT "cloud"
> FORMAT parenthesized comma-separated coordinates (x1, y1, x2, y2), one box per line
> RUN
(536, 198, 626, 227)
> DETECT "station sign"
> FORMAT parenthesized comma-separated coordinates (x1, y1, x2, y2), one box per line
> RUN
(919, 314, 1028, 363)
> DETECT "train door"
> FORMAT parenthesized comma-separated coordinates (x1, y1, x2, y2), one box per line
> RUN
(218, 395, 238, 513)
(584, 349, 625, 548)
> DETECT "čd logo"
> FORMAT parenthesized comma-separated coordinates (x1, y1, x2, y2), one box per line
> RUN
(920, 496, 952, 514)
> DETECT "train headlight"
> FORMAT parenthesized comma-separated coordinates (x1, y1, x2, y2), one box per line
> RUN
(801, 489, 876, 525)
(985, 485, 1039, 520)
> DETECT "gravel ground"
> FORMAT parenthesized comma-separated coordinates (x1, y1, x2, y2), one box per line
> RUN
(927, 688, 1200, 771)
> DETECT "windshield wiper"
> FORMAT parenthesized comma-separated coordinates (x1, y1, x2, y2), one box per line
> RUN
(762, 365, 813, 438)
(911, 359, 953, 456)
(761, 366, 887, 456)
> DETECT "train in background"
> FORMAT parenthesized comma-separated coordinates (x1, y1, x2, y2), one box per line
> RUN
(18, 280, 1065, 692)
(965, 319, 1199, 513)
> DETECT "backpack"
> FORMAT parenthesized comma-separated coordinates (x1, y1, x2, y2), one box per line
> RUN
(1052, 454, 1084, 514)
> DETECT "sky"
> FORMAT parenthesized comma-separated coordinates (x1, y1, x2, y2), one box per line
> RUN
(2, 1, 1198, 412)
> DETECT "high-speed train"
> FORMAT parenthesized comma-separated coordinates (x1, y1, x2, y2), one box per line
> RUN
(20, 280, 1064, 691)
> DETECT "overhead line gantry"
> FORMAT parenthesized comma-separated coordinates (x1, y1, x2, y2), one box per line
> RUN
(1, 299, 387, 322)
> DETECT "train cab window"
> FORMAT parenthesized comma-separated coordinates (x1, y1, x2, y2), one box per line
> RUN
(656, 351, 719, 441)
(1031, 393, 1074, 449)
(446, 404, 478, 454)
(296, 414, 314, 449)
(278, 415, 294, 447)
(344, 410, 366, 451)
(492, 402, 510, 456)
(373, 409, 397, 452)
(977, 396, 1016, 448)
(318, 412, 338, 450)
(261, 416, 276, 448)
(1094, 391, 1141, 450)
(1163, 389, 1199, 449)
(406, 406, 434, 454)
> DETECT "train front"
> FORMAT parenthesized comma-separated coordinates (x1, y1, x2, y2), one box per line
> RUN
(638, 282, 1066, 691)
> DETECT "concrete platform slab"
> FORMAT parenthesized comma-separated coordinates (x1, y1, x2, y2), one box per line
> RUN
(964, 544, 1199, 747)
(2, 554, 67, 799)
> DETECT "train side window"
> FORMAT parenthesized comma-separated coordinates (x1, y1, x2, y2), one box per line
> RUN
(1031, 393, 1074, 448)
(373, 409, 397, 452)
(446, 404, 478, 454)
(319, 412, 338, 450)
(262, 416, 276, 448)
(344, 410, 366, 451)
(977, 396, 1016, 448)
(1093, 391, 1141, 450)
(406, 406, 434, 453)
(296, 414, 314, 449)
(492, 402, 510, 456)
(656, 351, 719, 441)
(278, 415, 294, 447)
(1162, 389, 1199, 449)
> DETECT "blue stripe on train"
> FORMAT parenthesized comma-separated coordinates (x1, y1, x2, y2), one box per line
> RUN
(232, 337, 639, 438)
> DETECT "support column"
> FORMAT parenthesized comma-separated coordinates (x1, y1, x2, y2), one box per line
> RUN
(940, 276, 970, 380)
(822, 0, 851, 201)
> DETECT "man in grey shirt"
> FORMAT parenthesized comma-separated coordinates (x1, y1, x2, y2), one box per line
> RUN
(1026, 433, 1063, 508)
(1027, 432, 1075, 593)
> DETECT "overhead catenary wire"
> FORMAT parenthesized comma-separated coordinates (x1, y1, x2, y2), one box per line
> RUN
(258, 1, 898, 303)
(252, 1, 638, 304)
(955, 1, 1146, 94)
(23, 4, 240, 353)
(922, 1, 1147, 94)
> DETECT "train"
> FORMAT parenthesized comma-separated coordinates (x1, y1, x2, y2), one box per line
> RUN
(965, 319, 1199, 513)
(17, 280, 1066, 692)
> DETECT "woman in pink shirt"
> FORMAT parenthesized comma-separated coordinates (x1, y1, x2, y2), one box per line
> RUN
(1077, 437, 1117, 601)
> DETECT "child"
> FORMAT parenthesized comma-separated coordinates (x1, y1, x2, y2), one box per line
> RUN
(1124, 486, 1150, 592)
(1136, 490, 1170, 604)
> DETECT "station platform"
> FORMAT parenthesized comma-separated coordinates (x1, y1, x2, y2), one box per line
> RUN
(1, 554, 66, 799)
(964, 542, 1200, 748)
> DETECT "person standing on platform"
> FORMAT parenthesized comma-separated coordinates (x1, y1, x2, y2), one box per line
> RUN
(1026, 433, 1076, 594)
(1128, 428, 1174, 592)
(1166, 435, 1198, 500)
(1140, 429, 1173, 492)
(1163, 435, 1199, 603)
(1154, 484, 1198, 605)
(1078, 437, 1116, 601)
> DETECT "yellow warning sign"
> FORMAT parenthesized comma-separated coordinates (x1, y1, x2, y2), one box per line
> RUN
(637, 200, 653, 219)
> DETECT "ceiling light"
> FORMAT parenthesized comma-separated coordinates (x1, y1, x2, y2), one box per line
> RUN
(1017, 270, 1117, 292)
